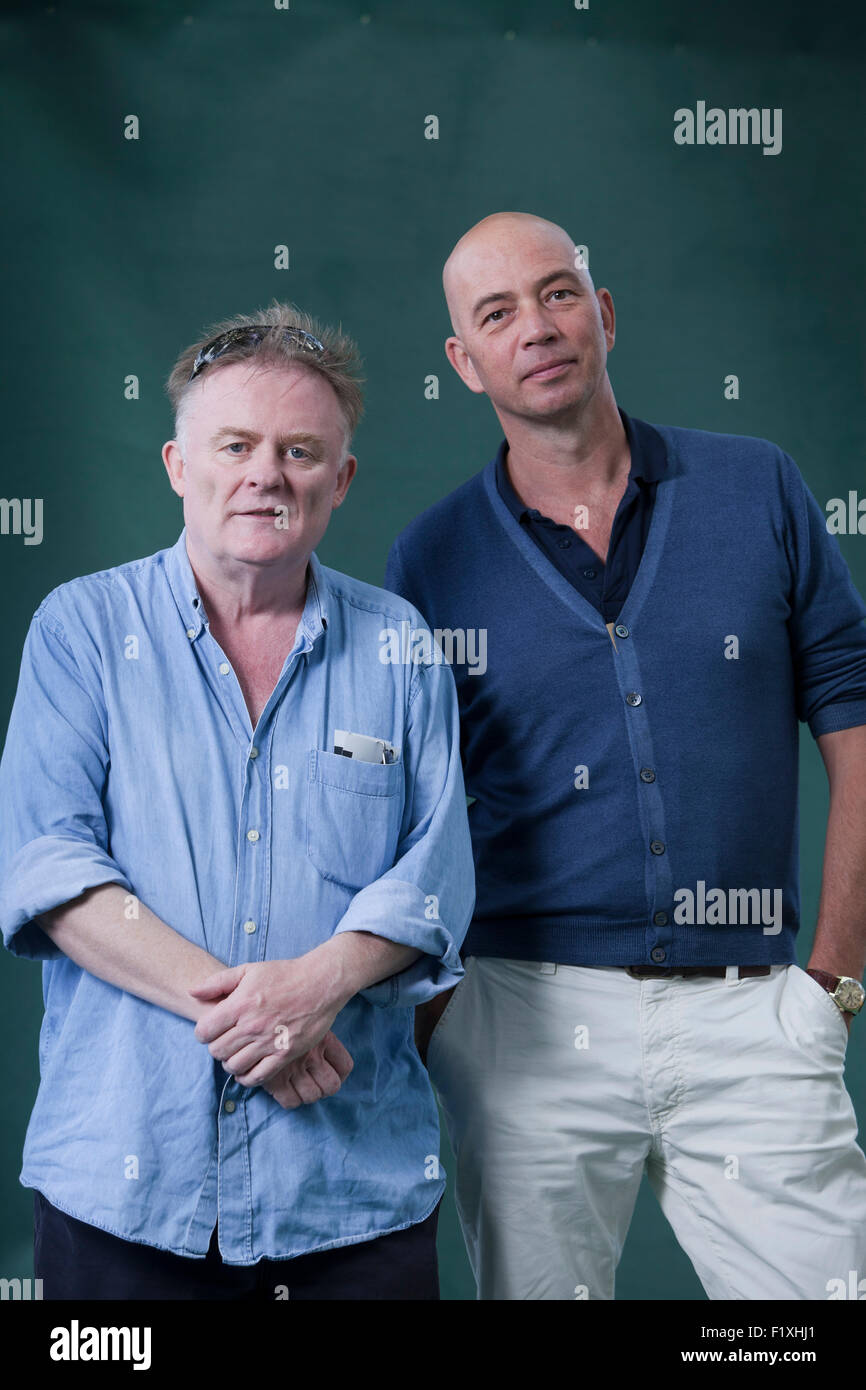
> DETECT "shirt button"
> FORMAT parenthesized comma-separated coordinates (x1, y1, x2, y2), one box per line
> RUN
(640, 767, 656, 783)
(583, 568, 597, 579)
(558, 538, 572, 549)
(650, 947, 667, 964)
(626, 692, 642, 707)
(219, 662, 230, 675)
(224, 1100, 236, 1114)
(653, 911, 668, 926)
(614, 624, 629, 639)
(650, 839, 666, 855)
(249, 746, 259, 760)
(243, 920, 257, 934)
(247, 829, 260, 843)
(186, 627, 195, 640)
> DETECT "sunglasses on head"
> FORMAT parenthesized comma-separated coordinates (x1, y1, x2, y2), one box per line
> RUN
(188, 325, 326, 382)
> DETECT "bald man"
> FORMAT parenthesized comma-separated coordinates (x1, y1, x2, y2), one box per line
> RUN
(384, 211, 866, 1300)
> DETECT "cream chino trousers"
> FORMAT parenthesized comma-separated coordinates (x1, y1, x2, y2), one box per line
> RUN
(427, 957, 866, 1300)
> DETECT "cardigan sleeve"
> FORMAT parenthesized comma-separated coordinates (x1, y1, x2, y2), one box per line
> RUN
(783, 454, 866, 737)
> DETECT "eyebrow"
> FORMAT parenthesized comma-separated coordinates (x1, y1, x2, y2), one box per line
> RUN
(207, 426, 328, 452)
(471, 268, 583, 322)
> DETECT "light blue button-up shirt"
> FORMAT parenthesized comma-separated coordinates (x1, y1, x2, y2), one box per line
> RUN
(0, 529, 474, 1265)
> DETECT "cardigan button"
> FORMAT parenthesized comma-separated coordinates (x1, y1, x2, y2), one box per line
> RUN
(653, 911, 669, 926)
(626, 692, 642, 706)
(640, 767, 655, 783)
(650, 840, 666, 855)
(650, 947, 667, 963)
(614, 624, 629, 638)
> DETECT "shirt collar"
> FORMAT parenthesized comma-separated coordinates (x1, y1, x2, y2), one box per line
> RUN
(494, 407, 668, 520)
(165, 527, 329, 645)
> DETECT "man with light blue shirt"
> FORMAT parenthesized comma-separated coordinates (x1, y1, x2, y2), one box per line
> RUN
(0, 304, 474, 1300)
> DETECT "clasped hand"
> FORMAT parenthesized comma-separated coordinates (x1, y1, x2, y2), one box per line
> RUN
(190, 956, 353, 1110)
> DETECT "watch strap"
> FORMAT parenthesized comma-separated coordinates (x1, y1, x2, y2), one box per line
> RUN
(806, 968, 841, 995)
(806, 968, 865, 1014)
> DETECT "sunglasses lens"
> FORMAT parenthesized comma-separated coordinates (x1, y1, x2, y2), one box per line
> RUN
(188, 325, 324, 381)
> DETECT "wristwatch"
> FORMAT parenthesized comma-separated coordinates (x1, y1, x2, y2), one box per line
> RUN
(806, 969, 866, 1016)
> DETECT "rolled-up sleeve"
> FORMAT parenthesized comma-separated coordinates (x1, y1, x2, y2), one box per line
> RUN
(784, 457, 866, 738)
(332, 648, 475, 1009)
(0, 604, 133, 961)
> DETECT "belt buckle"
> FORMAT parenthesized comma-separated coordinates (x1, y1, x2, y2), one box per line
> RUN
(626, 965, 669, 980)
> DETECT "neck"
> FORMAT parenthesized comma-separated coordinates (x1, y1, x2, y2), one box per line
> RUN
(185, 535, 309, 627)
(498, 385, 628, 502)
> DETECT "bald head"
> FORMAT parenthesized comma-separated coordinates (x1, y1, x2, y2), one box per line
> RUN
(439, 209, 615, 427)
(442, 211, 587, 339)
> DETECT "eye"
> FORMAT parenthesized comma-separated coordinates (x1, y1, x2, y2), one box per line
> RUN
(225, 442, 248, 454)
(287, 446, 311, 460)
(548, 288, 576, 302)
(482, 307, 508, 326)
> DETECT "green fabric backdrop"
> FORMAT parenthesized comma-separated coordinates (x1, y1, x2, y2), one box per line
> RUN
(1, 0, 863, 1298)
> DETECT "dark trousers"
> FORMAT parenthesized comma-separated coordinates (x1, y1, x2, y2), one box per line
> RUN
(33, 1190, 441, 1300)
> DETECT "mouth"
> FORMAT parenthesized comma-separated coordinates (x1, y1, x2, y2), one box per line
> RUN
(523, 358, 575, 381)
(237, 509, 282, 518)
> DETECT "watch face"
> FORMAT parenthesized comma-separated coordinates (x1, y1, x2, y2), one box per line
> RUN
(835, 979, 866, 1013)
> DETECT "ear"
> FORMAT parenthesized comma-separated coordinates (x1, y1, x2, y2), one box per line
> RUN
(332, 454, 357, 509)
(597, 288, 616, 352)
(162, 440, 185, 498)
(444, 336, 487, 396)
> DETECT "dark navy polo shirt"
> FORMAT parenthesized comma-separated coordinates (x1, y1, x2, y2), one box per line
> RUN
(494, 408, 668, 623)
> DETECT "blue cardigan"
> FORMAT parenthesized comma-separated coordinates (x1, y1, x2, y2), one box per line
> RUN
(384, 420, 866, 967)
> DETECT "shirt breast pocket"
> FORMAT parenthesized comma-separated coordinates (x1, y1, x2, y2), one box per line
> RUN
(307, 749, 404, 891)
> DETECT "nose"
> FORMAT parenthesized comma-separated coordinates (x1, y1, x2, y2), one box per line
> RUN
(520, 303, 560, 348)
(245, 444, 286, 489)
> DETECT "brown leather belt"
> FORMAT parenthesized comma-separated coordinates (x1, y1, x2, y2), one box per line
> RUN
(625, 965, 772, 980)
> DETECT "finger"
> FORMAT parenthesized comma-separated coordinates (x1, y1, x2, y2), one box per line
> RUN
(300, 1053, 343, 1098)
(321, 1032, 354, 1079)
(207, 1027, 261, 1061)
(287, 1063, 325, 1105)
(219, 1039, 270, 1073)
(233, 1052, 295, 1087)
(263, 1076, 304, 1110)
(194, 1004, 243, 1045)
(189, 965, 246, 1000)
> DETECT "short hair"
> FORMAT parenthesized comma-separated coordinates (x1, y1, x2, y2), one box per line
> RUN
(165, 299, 364, 453)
